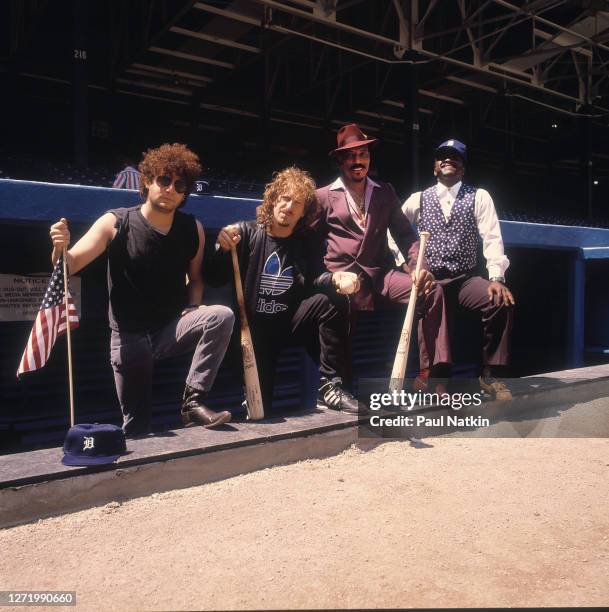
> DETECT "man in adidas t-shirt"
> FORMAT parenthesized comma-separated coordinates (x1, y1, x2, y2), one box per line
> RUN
(210, 166, 364, 416)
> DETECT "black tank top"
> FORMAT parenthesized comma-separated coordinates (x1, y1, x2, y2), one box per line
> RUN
(106, 206, 199, 332)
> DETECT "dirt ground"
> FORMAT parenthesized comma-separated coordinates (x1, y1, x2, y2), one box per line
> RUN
(1, 437, 608, 611)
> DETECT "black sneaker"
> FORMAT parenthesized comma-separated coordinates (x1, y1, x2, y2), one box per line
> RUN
(317, 378, 367, 415)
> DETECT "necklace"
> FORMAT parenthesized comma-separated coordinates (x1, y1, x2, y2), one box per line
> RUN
(348, 188, 366, 217)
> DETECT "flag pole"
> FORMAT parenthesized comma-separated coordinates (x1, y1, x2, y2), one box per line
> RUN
(62, 248, 75, 427)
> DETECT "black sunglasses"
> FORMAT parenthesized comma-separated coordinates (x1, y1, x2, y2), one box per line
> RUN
(156, 175, 188, 194)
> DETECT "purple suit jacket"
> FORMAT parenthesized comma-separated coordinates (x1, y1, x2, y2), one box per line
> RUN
(314, 179, 421, 310)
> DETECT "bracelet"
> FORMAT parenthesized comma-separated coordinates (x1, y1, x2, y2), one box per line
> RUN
(184, 304, 200, 310)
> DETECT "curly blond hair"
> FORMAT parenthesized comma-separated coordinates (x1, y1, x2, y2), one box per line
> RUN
(138, 143, 202, 205)
(256, 166, 319, 232)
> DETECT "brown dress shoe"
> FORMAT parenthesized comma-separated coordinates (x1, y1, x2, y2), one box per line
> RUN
(479, 376, 513, 401)
(182, 385, 232, 429)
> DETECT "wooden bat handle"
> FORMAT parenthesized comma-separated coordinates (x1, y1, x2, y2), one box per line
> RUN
(413, 231, 430, 284)
(388, 231, 431, 392)
(230, 245, 265, 420)
(231, 247, 249, 328)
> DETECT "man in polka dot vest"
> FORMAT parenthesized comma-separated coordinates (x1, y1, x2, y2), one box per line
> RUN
(314, 124, 451, 385)
(389, 139, 515, 400)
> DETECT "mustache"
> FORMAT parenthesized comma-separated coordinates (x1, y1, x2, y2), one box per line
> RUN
(350, 164, 365, 170)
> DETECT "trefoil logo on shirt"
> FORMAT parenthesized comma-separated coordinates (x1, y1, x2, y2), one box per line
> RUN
(259, 252, 294, 296)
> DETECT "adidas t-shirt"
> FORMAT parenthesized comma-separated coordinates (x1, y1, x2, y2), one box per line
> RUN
(254, 235, 297, 324)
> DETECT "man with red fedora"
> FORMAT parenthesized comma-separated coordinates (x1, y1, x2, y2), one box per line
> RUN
(313, 123, 451, 386)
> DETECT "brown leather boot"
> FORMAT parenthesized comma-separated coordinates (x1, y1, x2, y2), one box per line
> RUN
(181, 385, 231, 429)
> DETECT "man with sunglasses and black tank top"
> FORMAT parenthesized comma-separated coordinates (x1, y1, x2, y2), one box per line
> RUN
(49, 143, 234, 436)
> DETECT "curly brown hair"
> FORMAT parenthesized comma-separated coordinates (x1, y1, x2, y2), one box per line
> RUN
(256, 166, 319, 232)
(138, 143, 202, 206)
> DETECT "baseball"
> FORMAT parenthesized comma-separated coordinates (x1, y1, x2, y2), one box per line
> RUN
(337, 272, 359, 294)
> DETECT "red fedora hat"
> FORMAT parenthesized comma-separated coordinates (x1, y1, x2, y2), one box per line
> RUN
(329, 123, 378, 156)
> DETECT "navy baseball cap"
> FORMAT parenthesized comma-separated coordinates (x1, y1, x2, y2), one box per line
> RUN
(62, 423, 127, 466)
(436, 139, 467, 162)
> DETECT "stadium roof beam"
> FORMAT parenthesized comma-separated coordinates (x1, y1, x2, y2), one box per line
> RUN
(284, 0, 318, 9)
(125, 68, 208, 88)
(336, 0, 368, 11)
(169, 26, 260, 53)
(492, 0, 609, 54)
(199, 102, 259, 118)
(270, 117, 322, 129)
(117, 89, 190, 106)
(418, 89, 464, 105)
(445, 76, 498, 93)
(249, 0, 609, 114)
(414, 6, 541, 42)
(356, 110, 403, 124)
(268, 24, 400, 64)
(534, 27, 593, 58)
(252, 0, 399, 46)
(130, 63, 213, 84)
(193, 3, 260, 26)
(382, 89, 464, 107)
(149, 46, 235, 69)
(116, 77, 193, 97)
(356, 108, 433, 121)
(419, 2, 608, 108)
(118, 0, 205, 79)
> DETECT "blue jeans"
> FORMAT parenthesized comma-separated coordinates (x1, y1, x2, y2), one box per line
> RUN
(110, 305, 234, 434)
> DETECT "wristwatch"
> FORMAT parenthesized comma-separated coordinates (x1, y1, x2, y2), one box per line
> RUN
(490, 277, 505, 284)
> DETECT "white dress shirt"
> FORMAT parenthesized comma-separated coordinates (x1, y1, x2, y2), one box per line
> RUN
(329, 176, 381, 230)
(389, 180, 509, 279)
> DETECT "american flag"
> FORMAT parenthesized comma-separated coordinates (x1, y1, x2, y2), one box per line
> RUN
(16, 255, 79, 377)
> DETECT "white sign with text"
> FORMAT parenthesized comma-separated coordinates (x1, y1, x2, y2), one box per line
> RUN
(0, 274, 82, 321)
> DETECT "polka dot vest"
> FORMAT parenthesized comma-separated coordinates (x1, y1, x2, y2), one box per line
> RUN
(418, 183, 478, 278)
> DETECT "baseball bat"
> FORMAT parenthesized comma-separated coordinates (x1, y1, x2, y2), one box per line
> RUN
(231, 246, 265, 420)
(389, 231, 431, 392)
